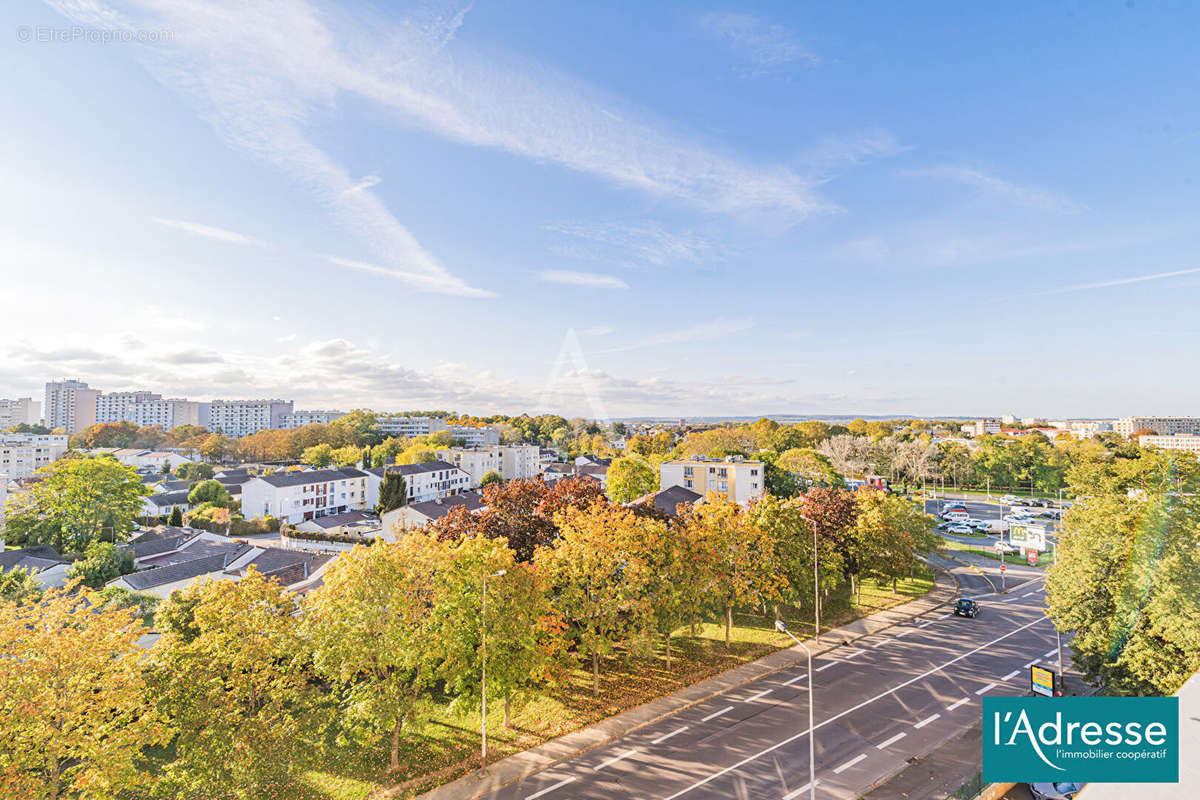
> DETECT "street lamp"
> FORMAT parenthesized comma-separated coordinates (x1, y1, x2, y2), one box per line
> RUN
(775, 620, 816, 800)
(480, 568, 507, 775)
(800, 514, 821, 642)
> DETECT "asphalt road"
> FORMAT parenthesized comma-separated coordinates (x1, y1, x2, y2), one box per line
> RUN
(482, 557, 1064, 800)
(924, 499, 1060, 549)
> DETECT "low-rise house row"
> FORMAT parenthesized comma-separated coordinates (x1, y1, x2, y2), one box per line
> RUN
(241, 468, 369, 524)
(364, 460, 472, 508)
(380, 491, 487, 537)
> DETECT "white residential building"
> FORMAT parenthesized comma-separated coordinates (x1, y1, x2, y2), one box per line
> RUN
(1115, 416, 1200, 438)
(436, 447, 501, 487)
(377, 415, 449, 437)
(95, 391, 203, 429)
(364, 460, 472, 508)
(500, 444, 540, 481)
(0, 434, 69, 478)
(971, 419, 1002, 436)
(44, 380, 100, 433)
(202, 399, 293, 438)
(88, 448, 198, 471)
(0, 397, 40, 428)
(450, 425, 500, 446)
(1047, 420, 1114, 437)
(279, 410, 346, 428)
(241, 468, 369, 524)
(659, 456, 765, 506)
(1137, 433, 1200, 455)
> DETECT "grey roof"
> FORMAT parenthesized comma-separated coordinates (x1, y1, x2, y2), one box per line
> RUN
(633, 485, 703, 517)
(0, 546, 68, 574)
(406, 492, 486, 521)
(257, 468, 367, 488)
(215, 469, 250, 482)
(121, 551, 246, 591)
(131, 534, 192, 559)
(146, 489, 192, 507)
(306, 510, 377, 529)
(131, 525, 203, 544)
(224, 483, 242, 495)
(156, 479, 192, 492)
(139, 539, 248, 568)
(367, 460, 459, 478)
(227, 547, 332, 581)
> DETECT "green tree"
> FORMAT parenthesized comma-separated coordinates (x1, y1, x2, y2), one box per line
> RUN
(4, 456, 148, 553)
(376, 472, 408, 513)
(331, 409, 382, 446)
(480, 469, 502, 488)
(167, 506, 184, 526)
(777, 447, 843, 488)
(67, 541, 134, 589)
(604, 454, 658, 503)
(175, 463, 215, 482)
(301, 443, 334, 467)
(187, 480, 232, 509)
(0, 568, 42, 604)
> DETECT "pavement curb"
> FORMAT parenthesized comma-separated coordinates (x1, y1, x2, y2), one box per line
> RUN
(404, 568, 959, 800)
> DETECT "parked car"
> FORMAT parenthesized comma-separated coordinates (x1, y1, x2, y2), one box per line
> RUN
(943, 510, 970, 522)
(1000, 494, 1018, 504)
(1029, 782, 1084, 800)
(936, 520, 955, 530)
(1004, 513, 1033, 524)
(953, 597, 979, 618)
(967, 519, 991, 530)
(981, 519, 1010, 534)
(947, 524, 975, 535)
(993, 541, 1018, 554)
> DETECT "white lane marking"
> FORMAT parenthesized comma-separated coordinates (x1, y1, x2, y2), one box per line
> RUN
(877, 732, 907, 749)
(526, 777, 576, 800)
(975, 683, 997, 695)
(701, 705, 734, 722)
(870, 639, 890, 648)
(841, 648, 867, 659)
(815, 662, 836, 672)
(782, 673, 807, 686)
(745, 688, 773, 703)
(1021, 592, 1037, 598)
(593, 748, 637, 771)
(938, 613, 953, 619)
(833, 753, 868, 774)
(659, 616, 1048, 800)
(919, 620, 934, 628)
(913, 713, 941, 729)
(1044, 649, 1057, 659)
(946, 697, 970, 711)
(1002, 670, 1020, 681)
(651, 726, 688, 745)
(783, 781, 818, 799)
(893, 629, 914, 638)
(1024, 658, 1040, 668)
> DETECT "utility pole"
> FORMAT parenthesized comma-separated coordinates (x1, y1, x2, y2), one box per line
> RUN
(775, 621, 816, 800)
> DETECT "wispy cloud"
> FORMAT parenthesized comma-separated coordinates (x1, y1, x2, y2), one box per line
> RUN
(325, 256, 495, 297)
(900, 166, 1083, 214)
(150, 217, 268, 247)
(545, 221, 724, 266)
(801, 129, 906, 181)
(699, 12, 819, 72)
(580, 326, 614, 337)
(342, 175, 382, 194)
(537, 270, 629, 289)
(1038, 266, 1200, 296)
(602, 317, 755, 353)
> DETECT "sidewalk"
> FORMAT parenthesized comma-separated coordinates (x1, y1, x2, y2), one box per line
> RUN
(407, 569, 959, 800)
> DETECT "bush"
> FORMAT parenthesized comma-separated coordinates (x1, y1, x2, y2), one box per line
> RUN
(282, 528, 372, 545)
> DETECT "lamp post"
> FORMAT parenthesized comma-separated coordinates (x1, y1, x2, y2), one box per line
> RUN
(775, 620, 816, 800)
(480, 568, 507, 775)
(800, 514, 821, 642)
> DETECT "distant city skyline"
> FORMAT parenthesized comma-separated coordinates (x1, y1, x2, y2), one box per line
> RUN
(4, 1, 1200, 417)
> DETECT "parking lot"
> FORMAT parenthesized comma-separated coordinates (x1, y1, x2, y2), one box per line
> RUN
(922, 497, 1061, 554)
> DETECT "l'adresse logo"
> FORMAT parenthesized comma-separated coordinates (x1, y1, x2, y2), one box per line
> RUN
(982, 697, 1178, 783)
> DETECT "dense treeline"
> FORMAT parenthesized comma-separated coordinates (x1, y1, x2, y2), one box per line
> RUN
(0, 478, 935, 798)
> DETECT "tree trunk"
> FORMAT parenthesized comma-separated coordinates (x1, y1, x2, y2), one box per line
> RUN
(503, 694, 511, 730)
(892, 576, 897, 592)
(689, 612, 696, 637)
(773, 603, 781, 623)
(592, 649, 600, 696)
(389, 714, 403, 772)
(851, 573, 858, 601)
(665, 632, 672, 670)
(725, 604, 733, 649)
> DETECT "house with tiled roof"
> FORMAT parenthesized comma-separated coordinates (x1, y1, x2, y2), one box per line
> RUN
(241, 468, 369, 524)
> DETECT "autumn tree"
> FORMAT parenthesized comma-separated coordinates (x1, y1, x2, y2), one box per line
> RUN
(479, 479, 556, 561)
(66, 541, 134, 589)
(750, 494, 845, 623)
(604, 454, 658, 503)
(302, 443, 334, 467)
(149, 570, 325, 798)
(0, 589, 164, 799)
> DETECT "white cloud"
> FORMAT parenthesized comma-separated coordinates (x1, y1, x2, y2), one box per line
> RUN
(326, 256, 495, 298)
(900, 166, 1083, 214)
(801, 129, 906, 181)
(537, 270, 630, 289)
(150, 217, 268, 247)
(544, 220, 724, 266)
(580, 326, 614, 337)
(698, 12, 819, 72)
(1038, 266, 1200, 296)
(342, 175, 382, 194)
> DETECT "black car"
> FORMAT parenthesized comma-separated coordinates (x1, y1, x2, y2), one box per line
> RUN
(953, 598, 979, 618)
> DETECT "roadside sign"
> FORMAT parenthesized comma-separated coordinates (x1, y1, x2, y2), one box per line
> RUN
(1000, 564, 1006, 572)
(1010, 523, 1047, 552)
(1031, 665, 1055, 697)
(1027, 551, 1039, 566)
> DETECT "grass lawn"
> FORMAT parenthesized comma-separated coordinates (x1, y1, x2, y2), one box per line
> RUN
(940, 538, 1055, 568)
(298, 566, 936, 800)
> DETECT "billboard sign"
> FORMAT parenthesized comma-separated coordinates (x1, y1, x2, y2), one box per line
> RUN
(1031, 665, 1055, 696)
(1010, 523, 1047, 552)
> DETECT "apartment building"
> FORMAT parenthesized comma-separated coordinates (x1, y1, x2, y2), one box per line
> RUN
(1048, 420, 1114, 437)
(202, 399, 294, 438)
(451, 425, 500, 447)
(659, 455, 765, 506)
(0, 397, 40, 429)
(279, 410, 346, 428)
(971, 419, 1002, 436)
(95, 391, 203, 429)
(377, 415, 449, 437)
(500, 444, 540, 480)
(1115, 416, 1200, 437)
(241, 468, 369, 524)
(364, 460, 472, 508)
(436, 447, 500, 487)
(44, 380, 100, 433)
(0, 433, 69, 478)
(1137, 434, 1200, 455)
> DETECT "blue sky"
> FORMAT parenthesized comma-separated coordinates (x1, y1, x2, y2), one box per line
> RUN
(2, 1, 1199, 418)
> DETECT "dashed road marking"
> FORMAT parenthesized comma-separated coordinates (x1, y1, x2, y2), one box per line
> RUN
(525, 777, 576, 800)
(1001, 670, 1020, 681)
(1044, 649, 1057, 659)
(870, 639, 890, 648)
(914, 713, 941, 729)
(1024, 659, 1040, 668)
(651, 726, 688, 745)
(975, 683, 997, 695)
(701, 705, 734, 723)
(593, 748, 637, 771)
(745, 688, 773, 703)
(946, 697, 970, 711)
(782, 673, 807, 687)
(815, 662, 836, 672)
(783, 781, 818, 799)
(877, 732, 907, 748)
(893, 629, 914, 638)
(833, 753, 868, 774)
